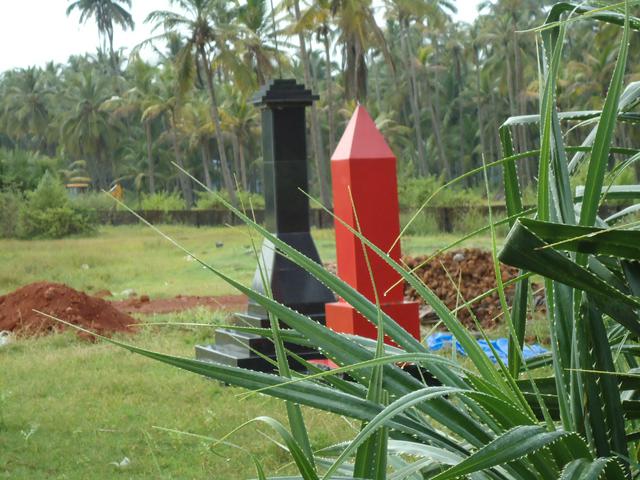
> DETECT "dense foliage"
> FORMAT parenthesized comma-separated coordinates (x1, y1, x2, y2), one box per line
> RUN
(2, 0, 638, 209)
(10, 172, 96, 239)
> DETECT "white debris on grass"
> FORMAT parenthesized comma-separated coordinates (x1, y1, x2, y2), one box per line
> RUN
(110, 457, 131, 468)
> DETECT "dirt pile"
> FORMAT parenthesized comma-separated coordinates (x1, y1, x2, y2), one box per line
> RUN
(404, 248, 523, 328)
(0, 282, 136, 337)
(325, 248, 531, 329)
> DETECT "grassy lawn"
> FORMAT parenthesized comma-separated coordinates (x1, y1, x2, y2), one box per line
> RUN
(1, 224, 501, 479)
(1, 311, 354, 479)
(0, 224, 498, 298)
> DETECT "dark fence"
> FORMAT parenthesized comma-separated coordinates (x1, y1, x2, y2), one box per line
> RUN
(96, 208, 333, 229)
(95, 205, 624, 232)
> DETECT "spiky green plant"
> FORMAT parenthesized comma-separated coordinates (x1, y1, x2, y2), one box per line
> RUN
(60, 2, 640, 478)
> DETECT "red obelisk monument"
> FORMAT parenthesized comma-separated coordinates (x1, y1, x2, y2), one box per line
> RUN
(325, 106, 420, 343)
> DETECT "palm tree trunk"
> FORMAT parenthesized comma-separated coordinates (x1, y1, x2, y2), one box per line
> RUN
(400, 18, 428, 176)
(454, 50, 464, 180)
(231, 132, 242, 188)
(145, 121, 156, 194)
(371, 52, 382, 110)
(94, 149, 107, 190)
(201, 142, 213, 190)
(169, 110, 194, 207)
(323, 31, 336, 155)
(293, 0, 331, 208)
(239, 141, 248, 191)
(354, 39, 367, 103)
(490, 88, 503, 170)
(474, 47, 490, 180)
(512, 16, 529, 152)
(424, 74, 448, 178)
(199, 46, 237, 207)
(107, 26, 118, 74)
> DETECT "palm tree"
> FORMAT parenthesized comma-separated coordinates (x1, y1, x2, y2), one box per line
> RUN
(0, 68, 52, 151)
(101, 56, 162, 193)
(282, 0, 331, 207)
(184, 96, 217, 190)
(329, 0, 393, 103)
(61, 70, 119, 189)
(141, 65, 195, 206)
(146, 0, 238, 206)
(478, 0, 542, 182)
(237, 0, 281, 86)
(297, 0, 338, 155)
(66, 0, 135, 72)
(385, 0, 455, 175)
(220, 87, 259, 191)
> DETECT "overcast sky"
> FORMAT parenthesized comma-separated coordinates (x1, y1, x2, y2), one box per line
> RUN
(0, 0, 486, 73)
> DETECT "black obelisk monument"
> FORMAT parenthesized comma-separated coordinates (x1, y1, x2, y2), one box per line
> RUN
(195, 79, 334, 371)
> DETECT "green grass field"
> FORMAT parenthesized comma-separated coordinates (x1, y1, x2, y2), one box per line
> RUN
(1, 225, 499, 479)
(0, 224, 498, 298)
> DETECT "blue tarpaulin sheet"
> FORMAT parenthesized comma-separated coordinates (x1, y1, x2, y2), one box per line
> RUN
(425, 333, 548, 365)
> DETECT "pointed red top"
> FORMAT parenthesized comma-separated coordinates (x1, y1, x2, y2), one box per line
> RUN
(332, 105, 395, 161)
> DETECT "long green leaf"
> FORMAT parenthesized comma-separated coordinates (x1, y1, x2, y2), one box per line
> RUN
(430, 426, 591, 480)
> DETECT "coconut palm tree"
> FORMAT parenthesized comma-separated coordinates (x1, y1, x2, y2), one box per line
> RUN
(126, 57, 162, 194)
(66, 0, 134, 73)
(297, 0, 338, 155)
(141, 65, 195, 206)
(329, 0, 393, 103)
(220, 87, 259, 191)
(384, 0, 455, 176)
(61, 70, 119, 189)
(237, 0, 281, 86)
(146, 0, 238, 206)
(281, 0, 331, 207)
(184, 96, 217, 191)
(0, 68, 52, 151)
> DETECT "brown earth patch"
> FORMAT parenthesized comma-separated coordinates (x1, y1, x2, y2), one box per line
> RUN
(0, 282, 136, 338)
(403, 248, 529, 329)
(111, 294, 247, 315)
(327, 248, 540, 329)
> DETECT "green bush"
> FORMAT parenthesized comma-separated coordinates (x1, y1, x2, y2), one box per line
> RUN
(399, 210, 439, 235)
(16, 172, 96, 239)
(70, 192, 116, 211)
(398, 174, 485, 208)
(195, 190, 265, 210)
(138, 191, 186, 212)
(0, 189, 22, 238)
(0, 148, 62, 191)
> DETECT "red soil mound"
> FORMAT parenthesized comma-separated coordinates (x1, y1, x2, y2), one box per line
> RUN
(403, 248, 523, 328)
(0, 282, 136, 337)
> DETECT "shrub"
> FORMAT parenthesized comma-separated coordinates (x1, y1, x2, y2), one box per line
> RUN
(0, 189, 22, 238)
(0, 148, 62, 191)
(399, 210, 439, 235)
(70, 192, 116, 211)
(16, 172, 96, 239)
(195, 190, 265, 210)
(398, 174, 485, 209)
(138, 191, 186, 212)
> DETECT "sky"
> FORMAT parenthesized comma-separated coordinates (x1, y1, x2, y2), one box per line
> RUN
(0, 0, 486, 73)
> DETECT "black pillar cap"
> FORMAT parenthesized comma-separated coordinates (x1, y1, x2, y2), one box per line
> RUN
(251, 79, 319, 107)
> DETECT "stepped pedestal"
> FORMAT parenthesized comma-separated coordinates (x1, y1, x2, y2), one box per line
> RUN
(195, 311, 325, 372)
(195, 79, 334, 372)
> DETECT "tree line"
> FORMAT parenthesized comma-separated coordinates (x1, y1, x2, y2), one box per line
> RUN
(1, 0, 639, 208)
